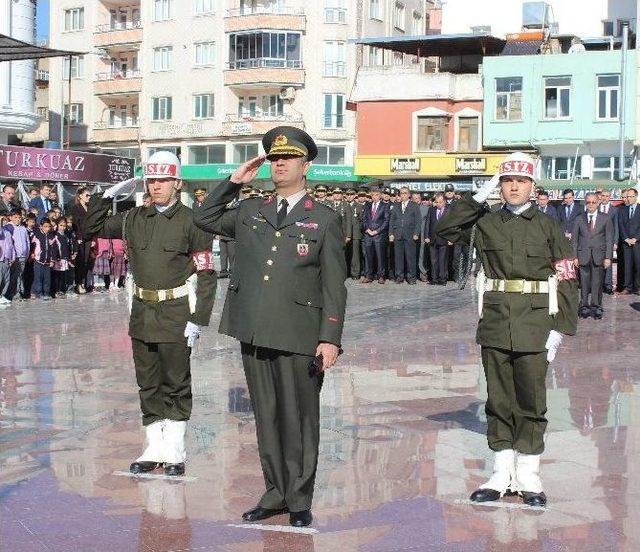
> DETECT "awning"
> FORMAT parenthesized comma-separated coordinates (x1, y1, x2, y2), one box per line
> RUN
(349, 33, 506, 57)
(0, 34, 84, 62)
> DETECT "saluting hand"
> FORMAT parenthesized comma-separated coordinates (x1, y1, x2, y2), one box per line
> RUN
(230, 155, 266, 185)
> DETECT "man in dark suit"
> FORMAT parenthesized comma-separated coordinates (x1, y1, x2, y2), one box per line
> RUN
(618, 188, 640, 295)
(557, 188, 583, 240)
(423, 193, 451, 285)
(389, 186, 422, 284)
(536, 191, 558, 219)
(597, 189, 618, 294)
(572, 193, 614, 319)
(362, 188, 390, 284)
(0, 183, 20, 214)
(29, 183, 54, 223)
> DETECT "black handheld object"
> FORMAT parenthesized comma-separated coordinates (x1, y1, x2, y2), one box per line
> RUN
(308, 354, 323, 378)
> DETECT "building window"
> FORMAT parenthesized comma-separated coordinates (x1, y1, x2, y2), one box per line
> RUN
(316, 145, 345, 165)
(37, 107, 49, 121)
(151, 96, 172, 121)
(417, 116, 448, 151)
(369, 0, 381, 20)
(471, 25, 491, 34)
(368, 46, 382, 66)
(194, 0, 214, 15)
(592, 156, 632, 180)
(324, 41, 346, 77)
(63, 55, 84, 79)
(64, 103, 84, 125)
(193, 94, 215, 119)
(597, 74, 620, 120)
(64, 8, 84, 31)
(457, 117, 479, 151)
(228, 32, 302, 69)
(603, 20, 614, 35)
(325, 0, 346, 23)
(393, 51, 403, 65)
(195, 42, 216, 66)
(412, 12, 423, 34)
(495, 77, 522, 120)
(189, 145, 225, 164)
(119, 105, 127, 126)
(148, 146, 180, 158)
(233, 143, 259, 163)
(154, 0, 173, 21)
(393, 2, 405, 31)
(153, 46, 173, 71)
(542, 157, 581, 180)
(323, 93, 344, 128)
(262, 95, 284, 117)
(107, 105, 116, 127)
(238, 96, 258, 118)
(544, 76, 571, 119)
(132, 104, 139, 126)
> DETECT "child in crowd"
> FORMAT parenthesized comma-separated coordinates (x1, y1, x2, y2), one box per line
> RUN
(51, 218, 74, 297)
(4, 209, 31, 301)
(31, 217, 53, 300)
(110, 238, 127, 290)
(92, 237, 112, 292)
(0, 219, 16, 305)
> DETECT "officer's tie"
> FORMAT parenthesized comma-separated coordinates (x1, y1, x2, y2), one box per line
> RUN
(277, 198, 289, 227)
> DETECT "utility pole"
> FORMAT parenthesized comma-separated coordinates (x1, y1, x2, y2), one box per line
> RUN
(618, 23, 628, 180)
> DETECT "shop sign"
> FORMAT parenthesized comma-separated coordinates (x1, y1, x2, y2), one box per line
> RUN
(455, 157, 486, 174)
(390, 157, 421, 173)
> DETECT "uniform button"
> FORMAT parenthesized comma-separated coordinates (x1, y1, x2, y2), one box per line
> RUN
(272, 246, 277, 252)
(267, 260, 273, 266)
(307, 301, 312, 306)
(252, 225, 257, 229)
(275, 231, 281, 237)
(263, 275, 270, 281)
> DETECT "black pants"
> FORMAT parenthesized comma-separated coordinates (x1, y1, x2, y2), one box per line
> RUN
(348, 239, 361, 278)
(393, 238, 417, 280)
(622, 242, 640, 291)
(579, 261, 604, 308)
(219, 239, 236, 274)
(241, 343, 323, 512)
(131, 339, 192, 426)
(52, 270, 68, 295)
(75, 241, 93, 288)
(363, 236, 387, 279)
(430, 244, 449, 284)
(481, 347, 548, 455)
(451, 243, 469, 282)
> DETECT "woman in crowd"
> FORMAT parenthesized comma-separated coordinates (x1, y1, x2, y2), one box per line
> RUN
(69, 187, 93, 293)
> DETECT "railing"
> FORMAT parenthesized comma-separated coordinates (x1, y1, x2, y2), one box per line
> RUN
(37, 69, 50, 81)
(225, 6, 303, 16)
(94, 121, 140, 130)
(95, 70, 141, 81)
(224, 113, 303, 123)
(95, 20, 142, 33)
(323, 61, 346, 77)
(227, 58, 302, 70)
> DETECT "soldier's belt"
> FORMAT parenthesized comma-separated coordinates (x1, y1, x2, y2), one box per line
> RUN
(484, 278, 549, 294)
(133, 283, 190, 303)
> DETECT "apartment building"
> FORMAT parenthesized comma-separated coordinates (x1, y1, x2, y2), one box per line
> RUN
(48, 0, 427, 187)
(16, 55, 51, 147)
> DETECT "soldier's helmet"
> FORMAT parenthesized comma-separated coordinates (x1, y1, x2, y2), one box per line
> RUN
(498, 152, 536, 183)
(144, 151, 181, 180)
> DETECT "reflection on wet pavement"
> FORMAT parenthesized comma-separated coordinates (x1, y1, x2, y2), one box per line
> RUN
(1, 283, 639, 551)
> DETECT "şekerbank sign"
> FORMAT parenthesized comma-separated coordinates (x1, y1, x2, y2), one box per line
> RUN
(0, 145, 135, 183)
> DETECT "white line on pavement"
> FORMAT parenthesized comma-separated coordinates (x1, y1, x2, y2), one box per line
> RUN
(112, 470, 198, 482)
(227, 523, 319, 535)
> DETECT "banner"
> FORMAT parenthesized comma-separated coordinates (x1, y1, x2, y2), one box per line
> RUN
(0, 145, 134, 183)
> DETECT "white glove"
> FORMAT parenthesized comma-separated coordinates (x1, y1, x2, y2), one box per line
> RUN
(472, 173, 500, 204)
(184, 321, 201, 348)
(102, 177, 140, 199)
(545, 330, 563, 363)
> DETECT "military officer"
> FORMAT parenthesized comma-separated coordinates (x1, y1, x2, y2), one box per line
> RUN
(331, 187, 353, 250)
(347, 188, 364, 280)
(194, 126, 347, 528)
(82, 151, 217, 476)
(436, 152, 578, 507)
(314, 185, 330, 206)
(193, 187, 207, 209)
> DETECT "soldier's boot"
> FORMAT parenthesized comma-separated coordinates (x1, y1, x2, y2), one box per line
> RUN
(470, 449, 518, 502)
(163, 420, 186, 476)
(130, 420, 165, 473)
(516, 453, 547, 507)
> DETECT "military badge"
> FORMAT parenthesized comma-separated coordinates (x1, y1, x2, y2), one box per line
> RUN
(297, 243, 309, 256)
(193, 251, 214, 271)
(554, 258, 577, 281)
(304, 199, 314, 210)
(273, 134, 288, 147)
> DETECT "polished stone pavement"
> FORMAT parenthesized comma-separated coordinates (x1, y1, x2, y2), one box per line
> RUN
(1, 281, 639, 552)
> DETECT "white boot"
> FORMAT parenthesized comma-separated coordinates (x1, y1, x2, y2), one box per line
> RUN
(163, 420, 187, 467)
(516, 453, 546, 506)
(471, 449, 516, 502)
(135, 420, 166, 463)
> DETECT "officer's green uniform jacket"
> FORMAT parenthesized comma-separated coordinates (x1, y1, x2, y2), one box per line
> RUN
(194, 179, 348, 356)
(436, 193, 578, 352)
(332, 200, 353, 240)
(83, 197, 217, 343)
(350, 202, 364, 240)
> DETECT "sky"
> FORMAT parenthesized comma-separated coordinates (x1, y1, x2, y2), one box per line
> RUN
(36, 0, 50, 41)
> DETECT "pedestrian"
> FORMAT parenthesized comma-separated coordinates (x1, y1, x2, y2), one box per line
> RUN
(362, 188, 390, 284)
(31, 217, 54, 300)
(29, 183, 54, 223)
(557, 188, 584, 240)
(596, 189, 618, 294)
(92, 237, 112, 291)
(423, 193, 451, 285)
(389, 186, 421, 284)
(346, 188, 364, 280)
(436, 152, 578, 507)
(4, 208, 30, 300)
(69, 187, 93, 294)
(536, 191, 558, 219)
(193, 126, 347, 528)
(618, 188, 640, 294)
(82, 151, 217, 476)
(0, 222, 16, 305)
(1, 183, 20, 214)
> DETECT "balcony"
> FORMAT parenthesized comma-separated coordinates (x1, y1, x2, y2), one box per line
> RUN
(92, 122, 139, 142)
(94, 71, 142, 96)
(224, 7, 305, 32)
(224, 59, 304, 87)
(94, 21, 142, 48)
(220, 113, 304, 136)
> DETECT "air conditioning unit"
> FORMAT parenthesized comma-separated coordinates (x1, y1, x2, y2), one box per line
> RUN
(279, 87, 296, 101)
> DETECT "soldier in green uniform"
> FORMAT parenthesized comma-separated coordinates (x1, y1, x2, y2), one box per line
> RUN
(314, 185, 330, 206)
(194, 126, 347, 527)
(346, 188, 364, 280)
(82, 151, 217, 477)
(436, 152, 578, 507)
(331, 187, 353, 258)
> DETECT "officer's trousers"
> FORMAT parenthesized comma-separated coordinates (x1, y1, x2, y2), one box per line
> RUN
(131, 339, 192, 426)
(241, 343, 323, 512)
(481, 347, 548, 455)
(348, 239, 361, 278)
(219, 239, 236, 274)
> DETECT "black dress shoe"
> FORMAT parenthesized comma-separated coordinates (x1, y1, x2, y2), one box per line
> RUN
(604, 287, 614, 295)
(164, 463, 185, 476)
(578, 306, 591, 319)
(521, 491, 547, 507)
(395, 278, 404, 284)
(592, 308, 603, 320)
(290, 510, 313, 527)
(242, 506, 288, 522)
(129, 461, 161, 474)
(470, 488, 501, 502)
(408, 279, 417, 285)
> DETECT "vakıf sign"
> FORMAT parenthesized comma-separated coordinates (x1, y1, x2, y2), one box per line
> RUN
(0, 145, 135, 183)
